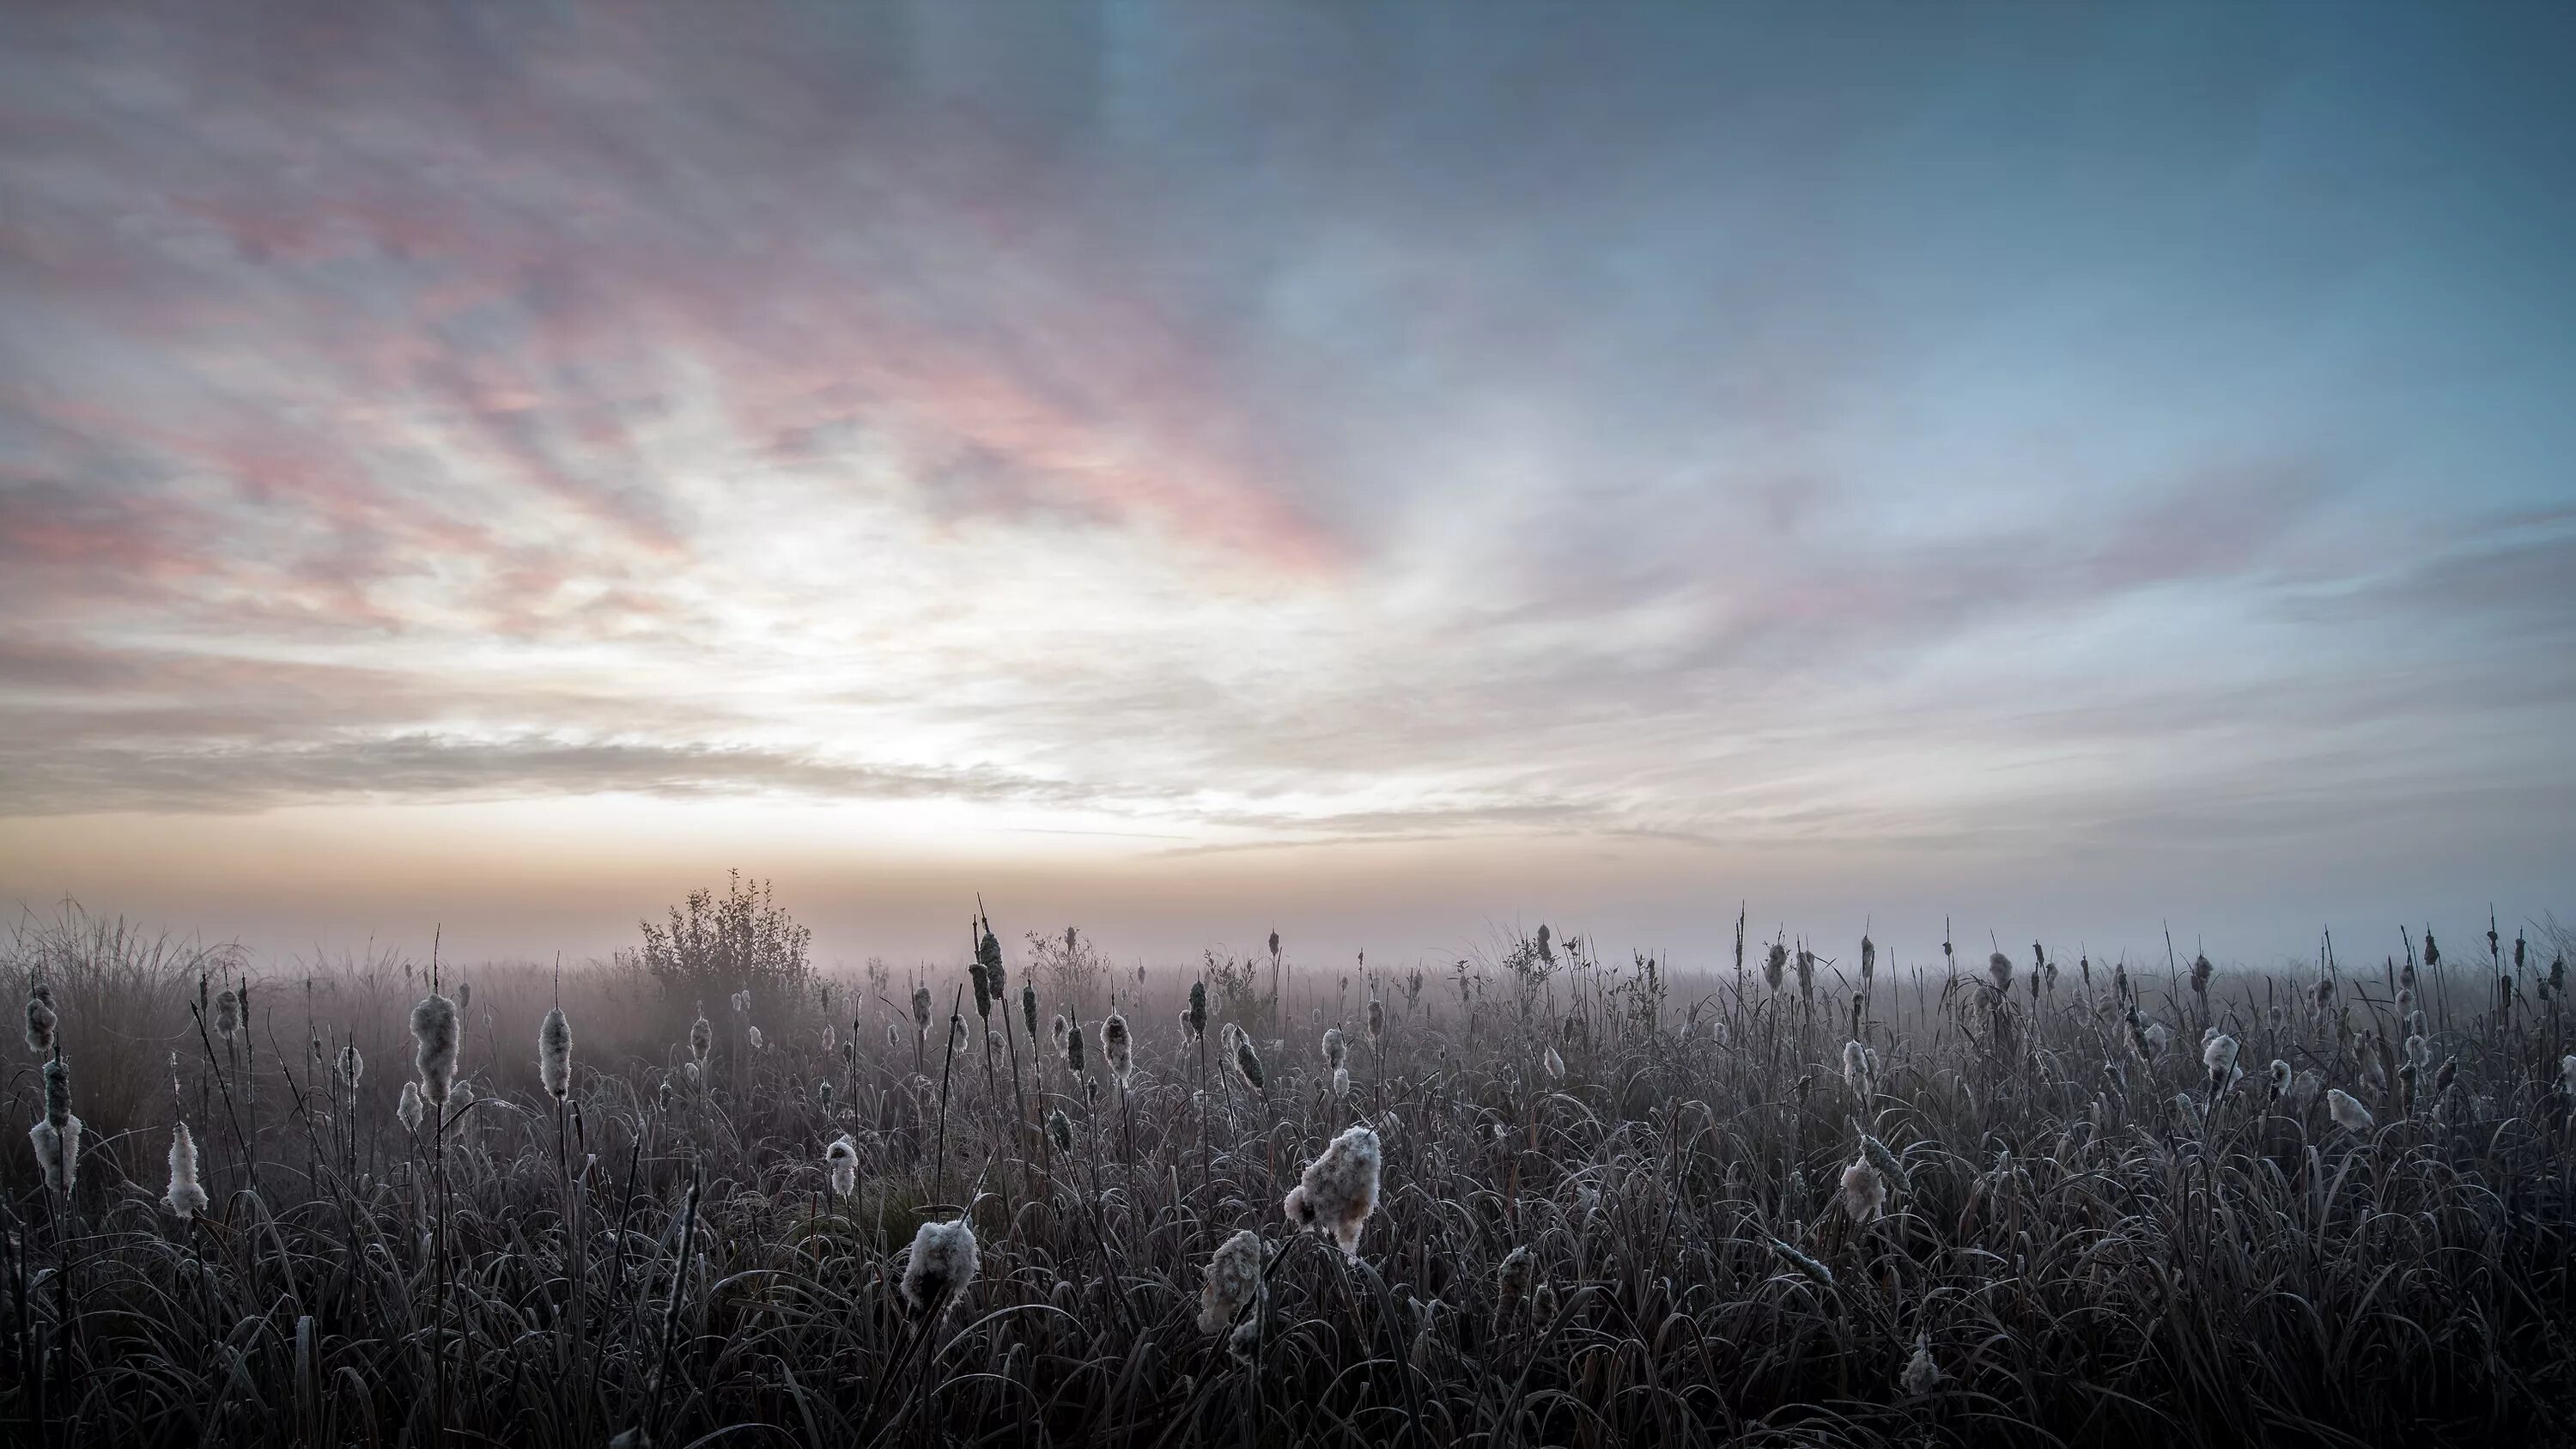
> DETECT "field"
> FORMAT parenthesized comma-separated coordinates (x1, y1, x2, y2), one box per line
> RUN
(4, 898, 2573, 1448)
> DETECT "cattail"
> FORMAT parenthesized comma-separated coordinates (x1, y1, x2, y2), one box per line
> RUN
(1795, 947, 1815, 998)
(2202, 1033, 2239, 1093)
(33, 1053, 78, 1193)
(2421, 929, 2439, 970)
(1103, 1013, 1133, 1086)
(1283, 1123, 1383, 1257)
(1859, 934, 1876, 989)
(1838, 1153, 1886, 1223)
(1047, 1108, 1072, 1153)
(1330, 1065, 1350, 1099)
(1768, 1235, 1835, 1288)
(911, 986, 933, 1042)
(1856, 1131, 1911, 1196)
(1233, 1032, 1265, 1091)
(730, 989, 747, 1014)
(900, 1217, 979, 1318)
(657, 1078, 674, 1111)
(1185, 982, 1208, 1040)
(24, 993, 56, 1055)
(1842, 1039, 1874, 1099)
(2560, 1055, 2576, 1099)
(1366, 996, 1386, 1043)
(214, 988, 241, 1040)
(683, 1058, 702, 1082)
(397, 1079, 424, 1130)
(941, 1014, 962, 1054)
(978, 926, 1006, 999)
(968, 960, 993, 1021)
(818, 1078, 835, 1108)
(1497, 1245, 1534, 1309)
(1764, 941, 1787, 992)
(336, 1043, 364, 1088)
(163, 1120, 209, 1219)
(747, 1025, 766, 1051)
(539, 1006, 573, 1100)
(1901, 1333, 1940, 1396)
(1542, 1045, 1564, 1081)
(2190, 953, 2214, 997)
(824, 1134, 859, 1197)
(2267, 1059, 2291, 1101)
(2327, 1088, 2373, 1134)
(448, 1080, 474, 1125)
(1064, 1020, 1086, 1075)
(2433, 1056, 2457, 1098)
(1051, 1013, 1070, 1062)
(1321, 1027, 1347, 1070)
(410, 992, 459, 1105)
(1197, 1228, 1267, 1349)
(884, 1022, 900, 1050)
(1021, 983, 1039, 1043)
(2140, 1020, 2170, 1062)
(1987, 952, 2013, 994)
(823, 1024, 837, 1053)
(690, 1012, 713, 1063)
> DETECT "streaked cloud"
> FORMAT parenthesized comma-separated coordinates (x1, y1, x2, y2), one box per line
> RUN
(3, 2, 2571, 960)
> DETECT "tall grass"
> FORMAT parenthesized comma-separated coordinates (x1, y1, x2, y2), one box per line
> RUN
(3, 903, 2572, 1446)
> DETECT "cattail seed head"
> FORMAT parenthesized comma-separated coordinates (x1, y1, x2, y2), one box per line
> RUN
(538, 1006, 573, 1099)
(2267, 1058, 2292, 1098)
(1497, 1245, 1534, 1308)
(24, 995, 56, 1055)
(2327, 1087, 2373, 1134)
(2560, 1055, 2576, 1098)
(689, 1013, 712, 1063)
(2202, 1032, 2239, 1093)
(1047, 1107, 1072, 1152)
(214, 989, 241, 1040)
(824, 1134, 859, 1196)
(747, 1025, 765, 1050)
(1321, 1027, 1346, 1070)
(29, 1113, 80, 1196)
(410, 993, 459, 1105)
(911, 986, 933, 1039)
(1902, 1333, 1941, 1396)
(1366, 996, 1385, 1042)
(657, 1078, 674, 1111)
(900, 1217, 979, 1319)
(42, 1051, 70, 1130)
(397, 1079, 424, 1130)
(1857, 1131, 1911, 1195)
(978, 926, 1005, 998)
(1838, 1153, 1886, 1222)
(1332, 1066, 1351, 1098)
(1233, 1032, 1265, 1091)
(1764, 941, 1787, 991)
(1283, 1123, 1383, 1257)
(1198, 1227, 1267, 1342)
(968, 961, 992, 1020)
(1103, 1013, 1133, 1085)
(1185, 981, 1208, 1039)
(1987, 952, 2014, 993)
(164, 1121, 209, 1219)
(1065, 1020, 1086, 1075)
(336, 1043, 363, 1088)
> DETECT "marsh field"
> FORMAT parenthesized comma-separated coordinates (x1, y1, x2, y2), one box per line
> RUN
(4, 887, 2573, 1449)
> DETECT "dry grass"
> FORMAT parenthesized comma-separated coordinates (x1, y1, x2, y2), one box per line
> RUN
(3, 903, 2573, 1447)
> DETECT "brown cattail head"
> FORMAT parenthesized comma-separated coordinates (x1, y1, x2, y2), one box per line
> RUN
(1366, 997, 1385, 1042)
(214, 989, 241, 1040)
(910, 986, 933, 1038)
(24, 994, 56, 1055)
(1987, 953, 2014, 994)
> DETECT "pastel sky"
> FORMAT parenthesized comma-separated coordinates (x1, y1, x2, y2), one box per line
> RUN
(3, 3, 2571, 973)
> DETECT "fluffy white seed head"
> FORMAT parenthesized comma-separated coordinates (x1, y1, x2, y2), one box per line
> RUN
(165, 1122, 209, 1220)
(747, 1026, 765, 1051)
(1197, 1228, 1267, 1344)
(2561, 1054, 2576, 1098)
(1233, 1034, 1265, 1091)
(1103, 1013, 1133, 1085)
(30, 1114, 81, 1195)
(1902, 1333, 1941, 1396)
(824, 1134, 859, 1196)
(24, 995, 56, 1055)
(2327, 1087, 2374, 1134)
(1838, 1154, 1886, 1223)
(900, 1217, 979, 1318)
(911, 986, 933, 1036)
(689, 1014, 713, 1063)
(1542, 1046, 1564, 1081)
(538, 1006, 574, 1100)
(1333, 1066, 1351, 1099)
(1283, 1124, 1382, 1257)
(2267, 1059, 2292, 1097)
(410, 993, 459, 1105)
(396, 1079, 424, 1131)
(1987, 952, 2014, 993)
(336, 1043, 363, 1087)
(1321, 1027, 1346, 1070)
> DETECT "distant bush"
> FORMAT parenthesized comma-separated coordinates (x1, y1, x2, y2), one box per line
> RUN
(623, 870, 812, 1006)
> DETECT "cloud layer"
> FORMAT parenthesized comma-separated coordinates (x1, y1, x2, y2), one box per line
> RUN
(3, 3, 2572, 959)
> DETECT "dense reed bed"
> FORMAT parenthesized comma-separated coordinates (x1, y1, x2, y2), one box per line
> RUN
(3, 901, 2573, 1447)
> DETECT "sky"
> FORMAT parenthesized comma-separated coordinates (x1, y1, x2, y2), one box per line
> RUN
(3, 2, 2571, 976)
